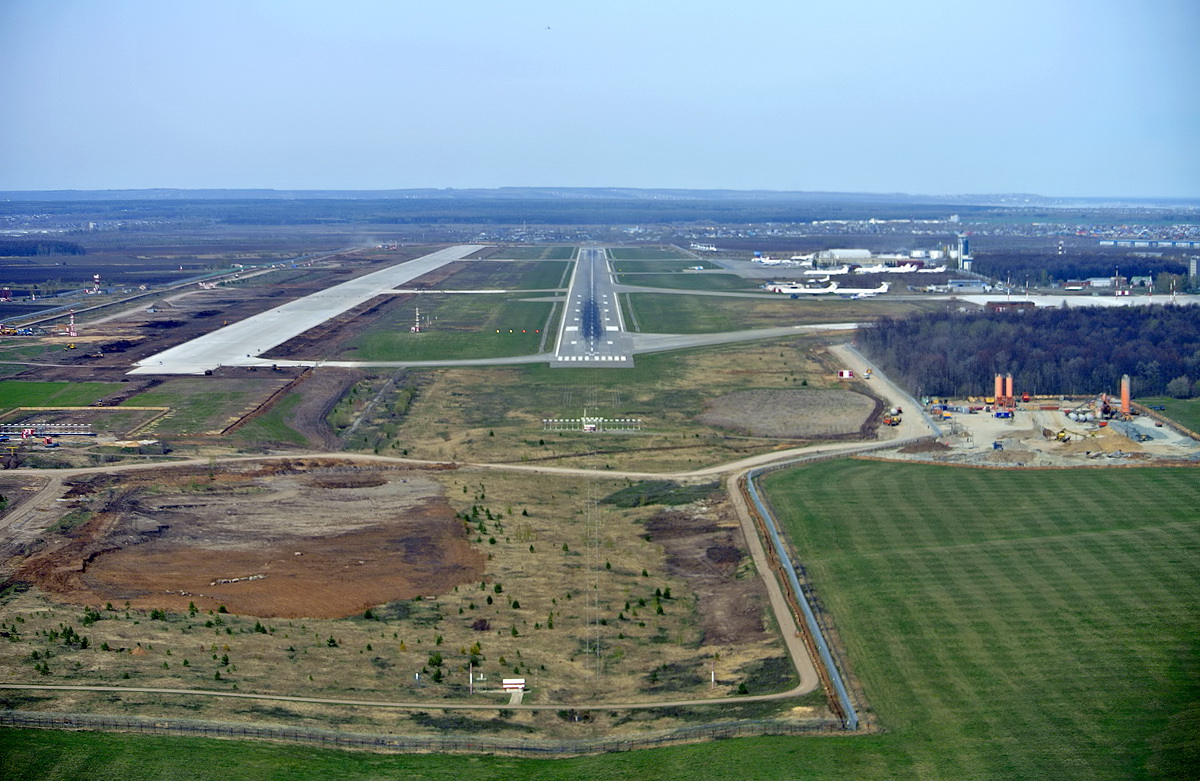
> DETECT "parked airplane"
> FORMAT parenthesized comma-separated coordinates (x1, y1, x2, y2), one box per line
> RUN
(916, 265, 947, 273)
(803, 264, 850, 275)
(768, 282, 839, 295)
(835, 281, 890, 298)
(854, 263, 917, 274)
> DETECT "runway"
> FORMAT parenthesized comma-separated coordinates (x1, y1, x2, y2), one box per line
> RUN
(551, 247, 635, 367)
(129, 245, 483, 375)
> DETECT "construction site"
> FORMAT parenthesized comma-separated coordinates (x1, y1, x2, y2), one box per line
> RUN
(894, 372, 1200, 467)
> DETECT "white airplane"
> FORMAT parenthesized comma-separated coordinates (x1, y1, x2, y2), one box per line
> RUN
(768, 281, 839, 295)
(803, 265, 850, 276)
(916, 265, 947, 273)
(836, 282, 890, 298)
(854, 263, 917, 274)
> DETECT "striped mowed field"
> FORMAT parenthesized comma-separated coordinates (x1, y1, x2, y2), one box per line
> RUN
(762, 460, 1200, 780)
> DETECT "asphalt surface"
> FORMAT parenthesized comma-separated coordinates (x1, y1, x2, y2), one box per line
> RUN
(551, 247, 635, 367)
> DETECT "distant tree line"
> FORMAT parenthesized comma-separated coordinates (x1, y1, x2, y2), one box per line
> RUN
(0, 198, 1002, 227)
(971, 252, 1188, 287)
(0, 239, 86, 257)
(859, 305, 1200, 398)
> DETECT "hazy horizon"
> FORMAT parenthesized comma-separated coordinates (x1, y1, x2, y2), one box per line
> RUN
(2, 1, 1198, 198)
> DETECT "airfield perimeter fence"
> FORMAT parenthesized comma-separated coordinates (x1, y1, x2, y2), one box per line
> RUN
(743, 434, 937, 732)
(0, 710, 842, 757)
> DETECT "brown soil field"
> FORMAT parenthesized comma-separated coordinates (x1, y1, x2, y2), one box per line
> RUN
(646, 503, 770, 646)
(11, 461, 482, 618)
(0, 461, 797, 713)
(697, 389, 878, 438)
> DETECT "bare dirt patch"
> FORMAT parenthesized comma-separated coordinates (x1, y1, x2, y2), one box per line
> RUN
(697, 389, 877, 439)
(899, 440, 951, 454)
(10, 463, 483, 618)
(645, 498, 771, 647)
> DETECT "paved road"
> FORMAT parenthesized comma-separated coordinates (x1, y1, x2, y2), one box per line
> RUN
(551, 247, 634, 367)
(129, 245, 484, 375)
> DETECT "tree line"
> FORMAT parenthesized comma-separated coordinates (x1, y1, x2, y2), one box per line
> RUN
(858, 305, 1200, 399)
(0, 239, 86, 257)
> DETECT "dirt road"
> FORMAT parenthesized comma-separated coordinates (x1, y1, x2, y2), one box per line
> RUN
(0, 347, 932, 714)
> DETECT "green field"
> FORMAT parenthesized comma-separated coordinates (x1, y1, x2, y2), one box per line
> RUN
(122, 378, 285, 435)
(234, 391, 306, 445)
(615, 273, 758, 292)
(623, 293, 941, 334)
(0, 342, 69, 365)
(612, 260, 719, 273)
(0, 730, 869, 781)
(608, 248, 692, 260)
(760, 460, 1200, 780)
(0, 380, 125, 409)
(1137, 396, 1200, 434)
(434, 261, 572, 290)
(339, 294, 559, 361)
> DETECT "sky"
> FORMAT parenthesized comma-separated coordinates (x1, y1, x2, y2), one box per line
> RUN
(1, 0, 1197, 197)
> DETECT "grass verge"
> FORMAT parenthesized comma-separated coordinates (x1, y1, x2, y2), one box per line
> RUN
(0, 380, 125, 410)
(1137, 396, 1200, 434)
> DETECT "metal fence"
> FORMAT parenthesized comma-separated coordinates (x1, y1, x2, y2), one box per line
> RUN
(0, 710, 841, 756)
(737, 434, 936, 732)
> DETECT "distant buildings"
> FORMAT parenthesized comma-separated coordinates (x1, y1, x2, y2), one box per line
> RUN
(985, 301, 1036, 313)
(817, 249, 872, 261)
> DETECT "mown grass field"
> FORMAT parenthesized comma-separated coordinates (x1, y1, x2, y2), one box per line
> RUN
(608, 248, 691, 260)
(623, 293, 942, 334)
(339, 295, 560, 361)
(0, 380, 126, 410)
(611, 260, 718, 273)
(761, 460, 1200, 780)
(0, 730, 880, 781)
(122, 378, 288, 435)
(1137, 395, 1200, 434)
(615, 273, 759, 292)
(234, 391, 306, 445)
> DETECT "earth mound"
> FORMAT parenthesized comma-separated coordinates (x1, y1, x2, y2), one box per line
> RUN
(697, 388, 877, 438)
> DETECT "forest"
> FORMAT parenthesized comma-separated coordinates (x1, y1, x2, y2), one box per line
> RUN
(0, 239, 86, 257)
(859, 305, 1200, 399)
(970, 251, 1188, 286)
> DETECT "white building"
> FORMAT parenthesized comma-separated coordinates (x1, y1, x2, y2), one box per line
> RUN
(817, 249, 872, 261)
